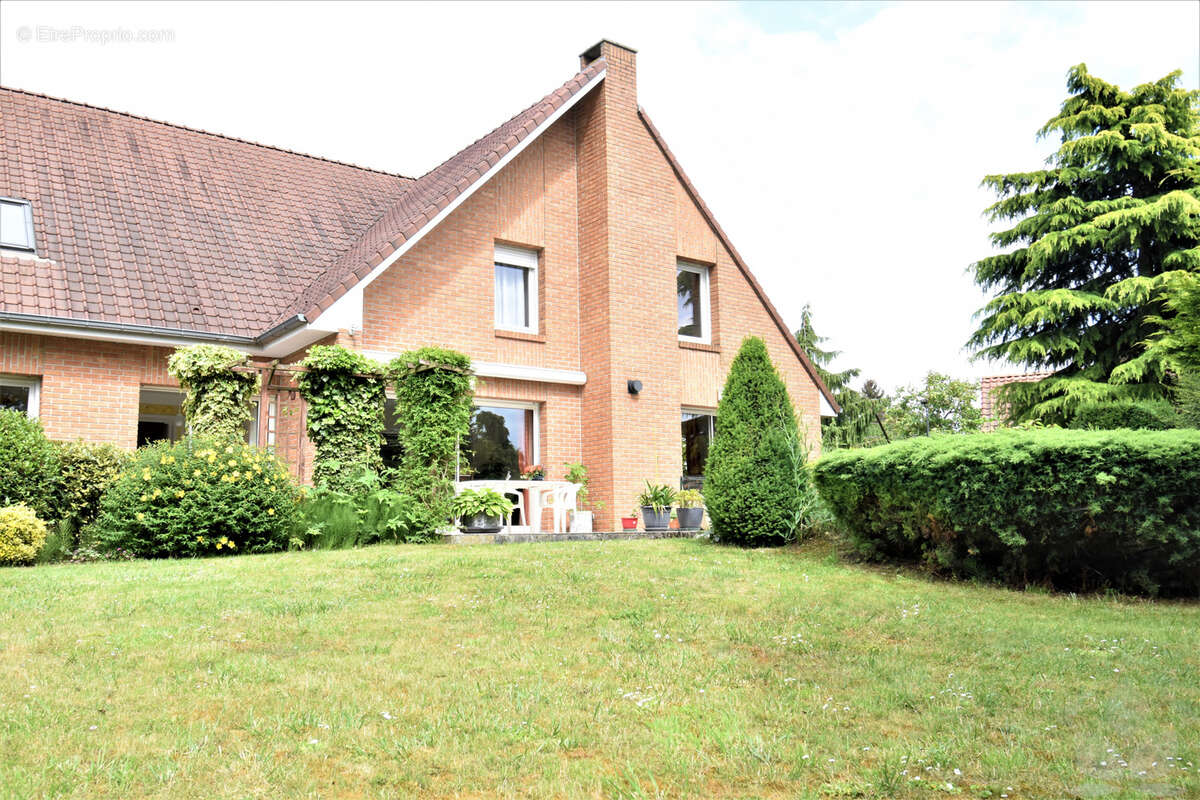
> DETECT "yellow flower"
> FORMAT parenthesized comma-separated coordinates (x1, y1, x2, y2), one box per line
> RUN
(231, 471, 241, 480)
(224, 446, 234, 454)
(267, 508, 275, 516)
(219, 536, 229, 544)
(152, 488, 162, 498)
(215, 542, 223, 550)
(175, 490, 185, 498)
(142, 468, 152, 481)
(196, 536, 204, 543)
(228, 541, 237, 550)
(207, 453, 216, 463)
(136, 512, 145, 521)
(193, 469, 203, 477)
(228, 459, 238, 467)
(140, 493, 149, 502)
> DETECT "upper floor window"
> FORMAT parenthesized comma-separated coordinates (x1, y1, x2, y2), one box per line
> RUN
(677, 259, 711, 343)
(0, 198, 36, 252)
(494, 243, 539, 333)
(0, 375, 41, 418)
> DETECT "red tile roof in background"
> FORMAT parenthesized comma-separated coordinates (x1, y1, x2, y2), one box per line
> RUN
(980, 371, 1054, 428)
(0, 59, 604, 337)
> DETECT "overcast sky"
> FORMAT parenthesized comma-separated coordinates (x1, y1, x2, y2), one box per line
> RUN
(2, 1, 1197, 391)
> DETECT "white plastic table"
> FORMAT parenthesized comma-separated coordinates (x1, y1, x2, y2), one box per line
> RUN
(455, 479, 576, 533)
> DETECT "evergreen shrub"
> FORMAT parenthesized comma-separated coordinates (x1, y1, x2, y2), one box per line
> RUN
(812, 429, 1200, 596)
(704, 337, 809, 546)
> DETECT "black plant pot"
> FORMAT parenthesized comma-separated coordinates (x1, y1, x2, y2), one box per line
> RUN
(677, 507, 704, 530)
(641, 506, 672, 530)
(460, 513, 503, 533)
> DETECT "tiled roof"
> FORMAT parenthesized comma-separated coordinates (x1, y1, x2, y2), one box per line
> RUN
(980, 371, 1053, 427)
(287, 59, 606, 322)
(0, 87, 411, 336)
(0, 60, 606, 338)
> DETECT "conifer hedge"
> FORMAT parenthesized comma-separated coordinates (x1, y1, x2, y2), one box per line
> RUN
(812, 429, 1200, 596)
(704, 337, 807, 546)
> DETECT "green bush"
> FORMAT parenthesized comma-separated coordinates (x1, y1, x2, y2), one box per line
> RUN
(704, 337, 807, 546)
(0, 409, 60, 520)
(1068, 401, 1176, 430)
(812, 429, 1200, 596)
(297, 470, 425, 549)
(296, 345, 388, 492)
(54, 440, 130, 528)
(391, 347, 474, 536)
(92, 438, 301, 558)
(0, 504, 48, 566)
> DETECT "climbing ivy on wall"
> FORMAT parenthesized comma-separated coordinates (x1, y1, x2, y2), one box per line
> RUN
(391, 347, 474, 536)
(295, 345, 388, 492)
(167, 345, 260, 441)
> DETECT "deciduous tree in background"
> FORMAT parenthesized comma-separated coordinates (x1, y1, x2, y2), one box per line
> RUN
(884, 372, 983, 439)
(969, 65, 1200, 423)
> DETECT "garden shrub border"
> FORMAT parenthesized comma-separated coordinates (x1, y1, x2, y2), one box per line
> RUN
(812, 428, 1200, 596)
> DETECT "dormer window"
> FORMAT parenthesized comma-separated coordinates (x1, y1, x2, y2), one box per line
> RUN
(0, 198, 36, 252)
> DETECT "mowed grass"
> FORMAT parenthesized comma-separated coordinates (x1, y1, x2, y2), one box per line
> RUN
(1, 539, 1197, 799)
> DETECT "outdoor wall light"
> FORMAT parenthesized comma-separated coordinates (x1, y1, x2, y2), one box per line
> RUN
(627, 379, 643, 395)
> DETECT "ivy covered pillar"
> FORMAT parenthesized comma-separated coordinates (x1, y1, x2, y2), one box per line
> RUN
(295, 345, 388, 492)
(391, 347, 474, 534)
(167, 345, 261, 441)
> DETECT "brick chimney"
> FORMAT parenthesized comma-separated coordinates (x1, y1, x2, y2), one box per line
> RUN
(580, 39, 637, 109)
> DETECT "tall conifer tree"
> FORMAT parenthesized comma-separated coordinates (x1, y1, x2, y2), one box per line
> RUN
(969, 65, 1200, 422)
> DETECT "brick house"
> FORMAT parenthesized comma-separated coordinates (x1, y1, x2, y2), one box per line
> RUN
(0, 40, 836, 528)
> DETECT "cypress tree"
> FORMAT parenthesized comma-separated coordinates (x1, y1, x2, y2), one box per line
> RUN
(704, 337, 803, 546)
(968, 65, 1200, 423)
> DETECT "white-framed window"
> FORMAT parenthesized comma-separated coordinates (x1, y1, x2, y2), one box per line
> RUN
(682, 407, 716, 477)
(466, 399, 539, 479)
(0, 198, 36, 252)
(0, 375, 41, 418)
(494, 243, 539, 334)
(677, 259, 711, 343)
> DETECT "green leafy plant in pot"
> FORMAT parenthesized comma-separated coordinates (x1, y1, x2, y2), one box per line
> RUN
(675, 489, 705, 530)
(451, 488, 514, 534)
(637, 482, 676, 531)
(564, 462, 603, 533)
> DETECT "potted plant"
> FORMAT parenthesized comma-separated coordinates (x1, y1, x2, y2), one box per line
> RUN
(451, 488, 514, 533)
(564, 462, 603, 533)
(675, 489, 704, 530)
(522, 464, 545, 481)
(620, 508, 639, 530)
(637, 482, 676, 531)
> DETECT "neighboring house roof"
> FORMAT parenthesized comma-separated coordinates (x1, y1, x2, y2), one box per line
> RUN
(0, 87, 412, 337)
(980, 371, 1053, 427)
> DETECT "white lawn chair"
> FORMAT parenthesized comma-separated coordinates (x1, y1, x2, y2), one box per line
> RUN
(542, 483, 581, 533)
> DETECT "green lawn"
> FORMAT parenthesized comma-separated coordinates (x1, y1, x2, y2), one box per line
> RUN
(1, 539, 1196, 799)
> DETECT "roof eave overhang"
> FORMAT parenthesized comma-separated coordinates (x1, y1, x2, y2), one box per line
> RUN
(0, 310, 321, 356)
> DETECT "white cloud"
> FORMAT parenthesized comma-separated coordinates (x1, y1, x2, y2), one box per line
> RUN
(2, 0, 1196, 390)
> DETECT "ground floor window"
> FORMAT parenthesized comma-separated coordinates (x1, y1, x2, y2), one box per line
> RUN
(682, 408, 716, 482)
(138, 387, 258, 447)
(0, 375, 40, 418)
(467, 401, 537, 479)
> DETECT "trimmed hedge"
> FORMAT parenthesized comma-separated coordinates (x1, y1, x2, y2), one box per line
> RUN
(812, 429, 1200, 596)
(54, 440, 130, 527)
(0, 504, 48, 566)
(1068, 401, 1176, 431)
